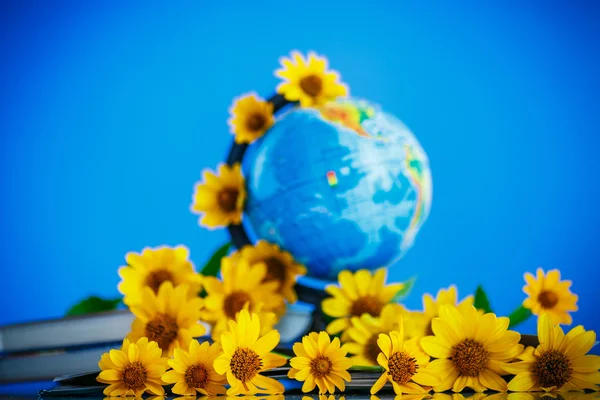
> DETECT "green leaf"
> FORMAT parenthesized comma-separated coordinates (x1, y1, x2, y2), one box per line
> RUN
(392, 275, 417, 302)
(508, 305, 532, 328)
(200, 242, 231, 277)
(350, 365, 384, 372)
(66, 296, 121, 316)
(473, 285, 493, 314)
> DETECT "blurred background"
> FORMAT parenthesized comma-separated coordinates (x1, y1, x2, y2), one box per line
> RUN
(0, 0, 598, 335)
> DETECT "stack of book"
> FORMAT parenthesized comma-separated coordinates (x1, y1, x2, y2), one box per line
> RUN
(0, 303, 314, 383)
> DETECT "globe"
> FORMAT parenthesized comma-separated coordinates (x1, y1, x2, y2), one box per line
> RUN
(241, 97, 432, 281)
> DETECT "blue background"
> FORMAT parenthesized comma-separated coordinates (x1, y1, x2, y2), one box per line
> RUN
(1, 1, 599, 336)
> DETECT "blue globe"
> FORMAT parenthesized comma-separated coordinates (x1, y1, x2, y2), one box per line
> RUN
(242, 97, 432, 281)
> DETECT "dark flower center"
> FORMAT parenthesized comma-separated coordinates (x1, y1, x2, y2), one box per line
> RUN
(451, 339, 489, 377)
(245, 113, 267, 132)
(388, 351, 418, 384)
(145, 269, 174, 294)
(299, 75, 323, 97)
(217, 189, 239, 212)
(533, 349, 572, 389)
(145, 313, 178, 352)
(230, 347, 261, 382)
(365, 334, 382, 365)
(223, 291, 251, 319)
(350, 295, 384, 317)
(538, 290, 559, 309)
(311, 356, 332, 377)
(185, 364, 209, 388)
(263, 257, 287, 285)
(121, 361, 147, 391)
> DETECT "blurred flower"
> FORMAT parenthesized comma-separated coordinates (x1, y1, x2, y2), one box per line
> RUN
(118, 245, 202, 306)
(201, 257, 284, 341)
(421, 305, 522, 392)
(408, 285, 475, 339)
(127, 282, 205, 357)
(228, 240, 307, 304)
(97, 337, 168, 397)
(288, 331, 352, 394)
(522, 268, 578, 325)
(345, 303, 404, 366)
(505, 313, 600, 391)
(228, 93, 274, 144)
(275, 51, 348, 107)
(191, 163, 246, 229)
(371, 325, 438, 395)
(214, 309, 287, 395)
(162, 339, 226, 396)
(322, 268, 405, 336)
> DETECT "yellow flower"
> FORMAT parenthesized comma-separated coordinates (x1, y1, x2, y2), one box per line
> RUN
(191, 163, 246, 229)
(214, 309, 287, 395)
(97, 337, 168, 397)
(228, 240, 307, 303)
(118, 245, 202, 306)
(345, 304, 404, 366)
(522, 268, 578, 325)
(162, 339, 226, 396)
(275, 51, 348, 107)
(371, 325, 439, 395)
(127, 282, 205, 357)
(505, 313, 600, 391)
(288, 331, 353, 394)
(421, 305, 523, 392)
(201, 257, 284, 341)
(228, 93, 275, 144)
(410, 285, 475, 339)
(322, 268, 405, 336)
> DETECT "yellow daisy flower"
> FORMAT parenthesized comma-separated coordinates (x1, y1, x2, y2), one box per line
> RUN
(322, 268, 405, 336)
(421, 304, 523, 392)
(118, 245, 202, 306)
(371, 325, 439, 395)
(411, 285, 475, 338)
(214, 309, 287, 395)
(345, 303, 404, 366)
(228, 93, 275, 144)
(97, 337, 168, 397)
(201, 256, 284, 341)
(191, 163, 246, 229)
(288, 331, 353, 394)
(505, 313, 600, 391)
(275, 51, 348, 107)
(522, 268, 578, 325)
(162, 339, 226, 396)
(228, 240, 307, 303)
(127, 282, 205, 357)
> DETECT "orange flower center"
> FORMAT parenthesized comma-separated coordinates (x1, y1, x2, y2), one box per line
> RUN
(120, 361, 147, 391)
(185, 364, 209, 389)
(350, 295, 384, 317)
(145, 313, 179, 352)
(145, 269, 174, 294)
(538, 290, 559, 309)
(366, 334, 382, 365)
(246, 113, 267, 132)
(310, 356, 332, 377)
(450, 339, 489, 377)
(230, 347, 261, 382)
(263, 257, 287, 286)
(533, 349, 572, 389)
(223, 291, 251, 319)
(217, 188, 239, 213)
(388, 351, 418, 384)
(299, 75, 323, 97)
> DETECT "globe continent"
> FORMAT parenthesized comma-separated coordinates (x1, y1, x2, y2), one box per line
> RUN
(242, 98, 432, 281)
